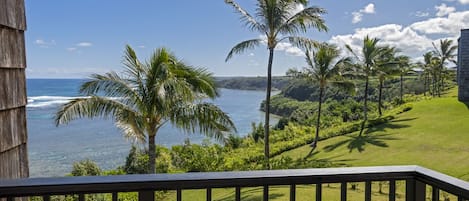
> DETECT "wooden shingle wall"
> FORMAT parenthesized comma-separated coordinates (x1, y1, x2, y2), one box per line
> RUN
(0, 0, 29, 180)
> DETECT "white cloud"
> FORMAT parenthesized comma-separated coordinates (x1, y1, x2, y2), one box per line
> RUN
(249, 53, 255, 57)
(330, 9, 469, 62)
(352, 12, 363, 24)
(442, 0, 469, 4)
(259, 35, 305, 57)
(329, 24, 433, 58)
(35, 39, 46, 45)
(138, 45, 145, 49)
(288, 4, 305, 18)
(351, 3, 376, 24)
(414, 11, 430, 17)
(435, 3, 455, 17)
(34, 39, 56, 48)
(76, 42, 93, 47)
(362, 4, 375, 14)
(410, 10, 469, 36)
(66, 47, 77, 52)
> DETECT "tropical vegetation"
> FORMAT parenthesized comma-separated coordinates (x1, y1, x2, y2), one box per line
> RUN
(55, 45, 236, 173)
(224, 0, 328, 168)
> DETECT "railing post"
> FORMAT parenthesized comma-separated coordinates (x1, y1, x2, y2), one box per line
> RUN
(78, 194, 85, 201)
(316, 183, 322, 201)
(341, 182, 347, 201)
(206, 188, 212, 201)
(406, 179, 425, 201)
(365, 181, 371, 201)
(177, 189, 182, 201)
(290, 184, 296, 201)
(432, 186, 439, 201)
(112, 192, 118, 201)
(263, 185, 269, 201)
(389, 179, 396, 201)
(235, 187, 241, 201)
(138, 191, 154, 201)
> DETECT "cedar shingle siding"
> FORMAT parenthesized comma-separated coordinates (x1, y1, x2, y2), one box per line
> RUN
(0, 0, 29, 181)
(458, 29, 469, 101)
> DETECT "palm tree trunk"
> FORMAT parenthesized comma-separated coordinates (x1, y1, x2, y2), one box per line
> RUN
(264, 48, 274, 170)
(400, 74, 404, 103)
(148, 134, 156, 173)
(309, 86, 323, 156)
(423, 75, 427, 96)
(378, 80, 383, 116)
(360, 75, 369, 136)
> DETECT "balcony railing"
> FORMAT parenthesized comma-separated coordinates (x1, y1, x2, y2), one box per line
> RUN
(0, 165, 468, 201)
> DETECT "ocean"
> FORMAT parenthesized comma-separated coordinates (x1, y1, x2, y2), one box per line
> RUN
(26, 79, 277, 177)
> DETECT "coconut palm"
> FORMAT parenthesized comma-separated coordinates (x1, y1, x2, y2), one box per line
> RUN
(224, 0, 327, 168)
(432, 39, 458, 96)
(301, 44, 352, 154)
(346, 36, 390, 135)
(55, 45, 236, 173)
(421, 52, 434, 96)
(374, 47, 398, 116)
(396, 55, 413, 103)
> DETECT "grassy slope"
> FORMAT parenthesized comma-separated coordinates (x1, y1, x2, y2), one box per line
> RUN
(158, 89, 469, 200)
(281, 91, 469, 181)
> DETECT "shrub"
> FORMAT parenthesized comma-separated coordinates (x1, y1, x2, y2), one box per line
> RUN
(70, 159, 101, 176)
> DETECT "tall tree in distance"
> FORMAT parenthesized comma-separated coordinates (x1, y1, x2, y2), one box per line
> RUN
(55, 46, 236, 174)
(301, 43, 352, 155)
(396, 55, 413, 103)
(224, 0, 328, 168)
(346, 36, 389, 135)
(433, 39, 458, 96)
(374, 47, 398, 116)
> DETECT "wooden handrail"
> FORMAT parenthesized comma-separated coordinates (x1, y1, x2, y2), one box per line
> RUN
(0, 165, 468, 200)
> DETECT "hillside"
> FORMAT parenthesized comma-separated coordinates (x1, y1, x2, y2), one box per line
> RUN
(280, 92, 469, 181)
(215, 76, 291, 91)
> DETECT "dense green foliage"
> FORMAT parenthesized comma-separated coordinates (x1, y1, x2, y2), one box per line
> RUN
(70, 159, 101, 176)
(56, 46, 236, 173)
(224, 0, 328, 169)
(215, 76, 292, 91)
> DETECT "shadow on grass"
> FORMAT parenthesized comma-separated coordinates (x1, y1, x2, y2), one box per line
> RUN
(364, 119, 413, 134)
(323, 133, 400, 153)
(302, 152, 356, 167)
(461, 101, 469, 110)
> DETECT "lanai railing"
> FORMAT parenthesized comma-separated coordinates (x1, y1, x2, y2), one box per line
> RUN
(0, 165, 468, 201)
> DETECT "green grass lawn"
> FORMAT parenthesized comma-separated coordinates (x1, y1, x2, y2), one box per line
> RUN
(280, 95, 469, 181)
(147, 90, 468, 201)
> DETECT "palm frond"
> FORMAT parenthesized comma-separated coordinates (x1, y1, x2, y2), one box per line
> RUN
(79, 72, 142, 108)
(278, 6, 327, 35)
(115, 110, 146, 143)
(225, 39, 262, 61)
(170, 102, 237, 142)
(55, 96, 136, 126)
(285, 36, 320, 50)
(225, 0, 265, 32)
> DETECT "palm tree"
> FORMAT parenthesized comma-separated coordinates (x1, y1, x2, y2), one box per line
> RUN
(346, 36, 389, 135)
(374, 47, 398, 116)
(224, 0, 327, 168)
(422, 52, 434, 96)
(302, 44, 352, 154)
(396, 55, 413, 103)
(55, 46, 236, 173)
(432, 39, 458, 96)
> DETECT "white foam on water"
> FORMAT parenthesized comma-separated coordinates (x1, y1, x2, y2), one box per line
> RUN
(27, 96, 122, 108)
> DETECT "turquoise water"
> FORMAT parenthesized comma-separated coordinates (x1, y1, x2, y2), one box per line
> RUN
(26, 79, 277, 177)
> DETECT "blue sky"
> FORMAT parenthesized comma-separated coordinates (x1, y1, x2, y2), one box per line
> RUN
(25, 0, 469, 78)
